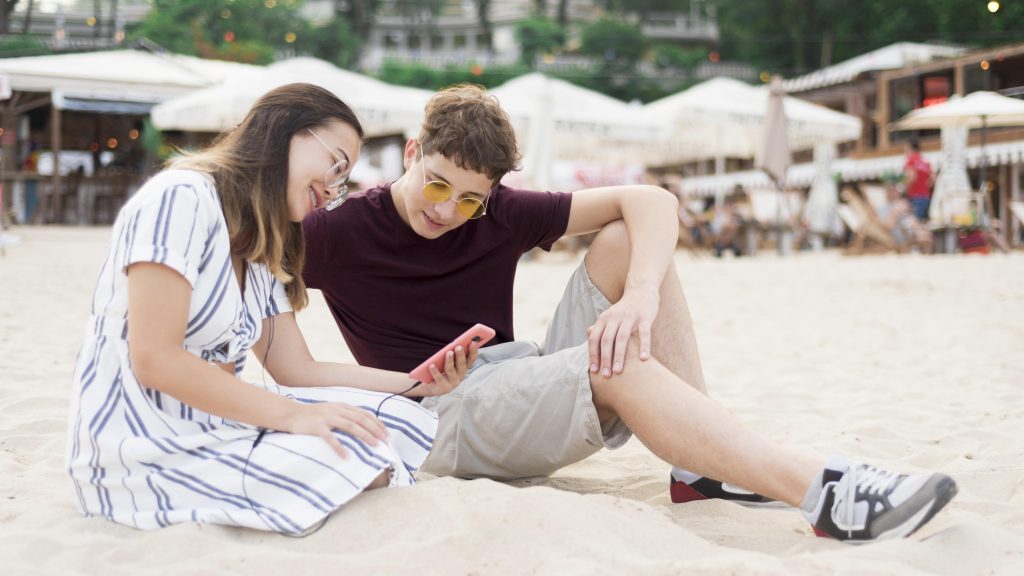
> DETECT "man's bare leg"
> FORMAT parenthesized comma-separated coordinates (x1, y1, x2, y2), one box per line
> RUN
(585, 220, 707, 393)
(588, 344, 824, 505)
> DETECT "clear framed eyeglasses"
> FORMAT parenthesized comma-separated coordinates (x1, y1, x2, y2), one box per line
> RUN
(306, 128, 352, 211)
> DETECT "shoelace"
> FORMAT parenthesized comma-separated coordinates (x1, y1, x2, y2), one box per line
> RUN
(831, 464, 901, 536)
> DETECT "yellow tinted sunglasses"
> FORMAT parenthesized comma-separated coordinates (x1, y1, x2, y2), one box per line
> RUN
(420, 152, 488, 220)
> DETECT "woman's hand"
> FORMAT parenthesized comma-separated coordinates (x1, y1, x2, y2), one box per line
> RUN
(286, 402, 389, 459)
(415, 343, 480, 397)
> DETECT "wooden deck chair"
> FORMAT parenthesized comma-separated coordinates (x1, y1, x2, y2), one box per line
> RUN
(837, 189, 900, 254)
(0, 185, 17, 257)
(1010, 201, 1024, 249)
(747, 189, 803, 254)
(1010, 201, 1024, 227)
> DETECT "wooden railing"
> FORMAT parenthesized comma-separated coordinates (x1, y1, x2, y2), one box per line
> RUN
(1, 171, 138, 225)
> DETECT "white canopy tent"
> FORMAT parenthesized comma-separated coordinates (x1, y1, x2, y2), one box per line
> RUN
(489, 73, 661, 190)
(0, 49, 257, 222)
(643, 77, 862, 166)
(151, 57, 432, 140)
(0, 49, 256, 108)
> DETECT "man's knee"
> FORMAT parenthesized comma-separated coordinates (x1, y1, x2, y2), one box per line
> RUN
(588, 334, 661, 417)
(585, 220, 631, 300)
(588, 220, 631, 264)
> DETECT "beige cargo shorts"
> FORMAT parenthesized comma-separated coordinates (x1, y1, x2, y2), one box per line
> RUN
(420, 260, 632, 480)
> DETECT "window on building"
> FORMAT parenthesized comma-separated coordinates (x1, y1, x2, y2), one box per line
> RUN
(921, 74, 953, 107)
(964, 64, 990, 94)
(889, 77, 918, 143)
(453, 34, 466, 49)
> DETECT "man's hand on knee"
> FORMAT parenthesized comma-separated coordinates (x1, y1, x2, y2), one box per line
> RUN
(587, 292, 658, 378)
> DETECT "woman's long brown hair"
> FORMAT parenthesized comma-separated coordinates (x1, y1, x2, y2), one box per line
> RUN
(171, 83, 363, 311)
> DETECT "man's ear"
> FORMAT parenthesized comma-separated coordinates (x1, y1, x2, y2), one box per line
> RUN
(403, 138, 418, 170)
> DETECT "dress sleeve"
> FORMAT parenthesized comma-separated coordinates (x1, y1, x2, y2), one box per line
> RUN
(263, 273, 294, 319)
(116, 181, 213, 287)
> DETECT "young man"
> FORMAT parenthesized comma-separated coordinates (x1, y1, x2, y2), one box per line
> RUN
(302, 85, 957, 543)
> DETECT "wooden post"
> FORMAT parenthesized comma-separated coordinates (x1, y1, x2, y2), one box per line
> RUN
(998, 164, 1009, 244)
(1011, 163, 1021, 247)
(877, 77, 890, 150)
(50, 101, 61, 223)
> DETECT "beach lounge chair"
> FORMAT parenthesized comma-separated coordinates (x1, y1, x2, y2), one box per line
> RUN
(836, 188, 900, 254)
(1008, 201, 1024, 249)
(747, 189, 804, 255)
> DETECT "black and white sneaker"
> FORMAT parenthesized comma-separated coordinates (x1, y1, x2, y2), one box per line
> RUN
(670, 469, 787, 508)
(802, 461, 958, 544)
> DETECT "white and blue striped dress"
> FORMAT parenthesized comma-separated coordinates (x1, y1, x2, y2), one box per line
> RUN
(66, 169, 437, 534)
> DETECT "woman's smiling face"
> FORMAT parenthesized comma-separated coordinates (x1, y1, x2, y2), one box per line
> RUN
(286, 119, 362, 222)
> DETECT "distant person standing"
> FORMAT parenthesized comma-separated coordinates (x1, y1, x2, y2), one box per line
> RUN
(903, 139, 933, 221)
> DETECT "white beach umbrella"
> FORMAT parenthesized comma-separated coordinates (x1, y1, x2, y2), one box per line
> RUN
(893, 91, 1024, 199)
(892, 91, 1024, 131)
(644, 77, 861, 165)
(151, 57, 432, 138)
(489, 73, 661, 188)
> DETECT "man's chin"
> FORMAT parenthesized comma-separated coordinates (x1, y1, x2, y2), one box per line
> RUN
(414, 225, 449, 240)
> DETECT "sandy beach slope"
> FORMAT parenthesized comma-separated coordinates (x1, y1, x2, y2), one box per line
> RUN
(1, 226, 1022, 575)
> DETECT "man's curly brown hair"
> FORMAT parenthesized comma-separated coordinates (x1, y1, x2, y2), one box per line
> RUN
(417, 84, 522, 183)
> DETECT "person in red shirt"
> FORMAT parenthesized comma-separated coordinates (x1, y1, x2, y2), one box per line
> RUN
(903, 139, 934, 221)
(303, 84, 957, 543)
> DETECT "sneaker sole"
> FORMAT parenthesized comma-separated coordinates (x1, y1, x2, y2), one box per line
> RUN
(670, 479, 792, 509)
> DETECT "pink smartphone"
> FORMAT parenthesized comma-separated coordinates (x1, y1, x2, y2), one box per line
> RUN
(409, 323, 495, 384)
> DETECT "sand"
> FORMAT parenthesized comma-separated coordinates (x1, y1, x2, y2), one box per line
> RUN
(1, 225, 1022, 575)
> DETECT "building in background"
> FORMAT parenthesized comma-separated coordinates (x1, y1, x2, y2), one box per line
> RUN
(299, 0, 722, 72)
(5, 1, 151, 54)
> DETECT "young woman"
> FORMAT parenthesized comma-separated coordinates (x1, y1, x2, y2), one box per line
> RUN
(66, 83, 477, 535)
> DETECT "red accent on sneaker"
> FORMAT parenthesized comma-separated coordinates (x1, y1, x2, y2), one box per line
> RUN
(670, 479, 709, 504)
(811, 525, 835, 539)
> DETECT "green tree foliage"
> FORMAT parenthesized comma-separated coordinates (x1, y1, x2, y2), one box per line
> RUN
(376, 60, 531, 91)
(579, 17, 647, 64)
(0, 34, 49, 57)
(651, 43, 709, 71)
(131, 0, 307, 64)
(302, 16, 362, 69)
(514, 16, 565, 66)
(714, 0, 1024, 76)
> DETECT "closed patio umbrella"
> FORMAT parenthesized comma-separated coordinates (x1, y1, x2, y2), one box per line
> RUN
(803, 142, 840, 247)
(930, 125, 971, 223)
(757, 77, 794, 255)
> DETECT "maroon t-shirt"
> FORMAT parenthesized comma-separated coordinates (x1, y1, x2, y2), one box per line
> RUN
(302, 182, 572, 372)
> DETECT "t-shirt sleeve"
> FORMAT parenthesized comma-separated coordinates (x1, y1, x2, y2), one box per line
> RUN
(117, 181, 212, 287)
(302, 209, 329, 289)
(500, 188, 573, 252)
